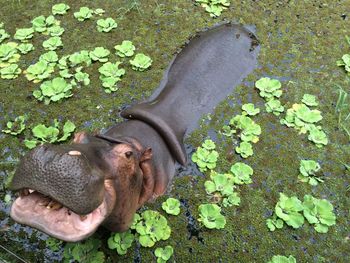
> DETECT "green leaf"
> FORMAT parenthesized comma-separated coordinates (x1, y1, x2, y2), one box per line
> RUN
(58, 120, 76, 142)
(255, 77, 282, 99)
(14, 28, 34, 42)
(267, 255, 297, 263)
(52, 3, 70, 15)
(230, 162, 253, 184)
(130, 53, 152, 71)
(161, 197, 181, 215)
(17, 43, 34, 54)
(275, 193, 304, 229)
(108, 230, 134, 255)
(265, 99, 284, 116)
(32, 124, 60, 142)
(114, 40, 135, 57)
(0, 29, 10, 43)
(24, 139, 38, 149)
(74, 7, 93, 21)
(96, 18, 117, 32)
(242, 103, 260, 116)
(302, 94, 318, 107)
(198, 204, 226, 229)
(42, 36, 63, 51)
(89, 47, 110, 62)
(155, 246, 174, 262)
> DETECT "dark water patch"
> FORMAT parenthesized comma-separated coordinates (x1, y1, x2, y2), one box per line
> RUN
(176, 144, 203, 178)
(133, 241, 142, 263)
(180, 199, 203, 244)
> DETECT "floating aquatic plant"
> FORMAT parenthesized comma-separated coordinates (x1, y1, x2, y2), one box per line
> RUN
(266, 213, 284, 232)
(302, 94, 318, 107)
(24, 119, 75, 149)
(63, 237, 105, 263)
(98, 61, 125, 93)
(274, 193, 304, 229)
(42, 36, 63, 51)
(96, 18, 118, 32)
(280, 102, 328, 147)
(17, 43, 34, 54)
(94, 8, 105, 15)
(33, 77, 73, 104)
(265, 98, 284, 116)
(130, 53, 152, 71)
(73, 70, 90, 86)
(235, 141, 253, 158)
(267, 255, 297, 263)
(114, 40, 135, 57)
(255, 77, 282, 99)
(0, 42, 20, 65)
(223, 114, 261, 144)
(31, 15, 58, 33)
(0, 63, 21, 79)
(131, 210, 171, 247)
(222, 192, 240, 207)
(242, 103, 260, 116)
(307, 125, 328, 148)
(74, 7, 93, 21)
(155, 246, 174, 263)
(0, 28, 10, 43)
(162, 197, 181, 215)
(89, 47, 110, 62)
(52, 3, 70, 15)
(198, 203, 226, 229)
(107, 229, 134, 255)
(298, 160, 323, 186)
(40, 51, 59, 66)
(204, 172, 240, 207)
(302, 195, 336, 233)
(337, 53, 350, 75)
(48, 25, 65, 37)
(25, 60, 54, 82)
(46, 237, 63, 252)
(205, 172, 235, 197)
(14, 28, 34, 42)
(230, 162, 253, 185)
(191, 139, 219, 172)
(195, 0, 230, 18)
(2, 115, 26, 136)
(69, 50, 92, 67)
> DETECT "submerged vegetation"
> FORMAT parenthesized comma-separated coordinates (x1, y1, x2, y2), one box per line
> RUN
(0, 1, 349, 262)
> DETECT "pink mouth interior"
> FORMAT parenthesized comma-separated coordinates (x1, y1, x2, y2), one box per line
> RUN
(10, 190, 108, 242)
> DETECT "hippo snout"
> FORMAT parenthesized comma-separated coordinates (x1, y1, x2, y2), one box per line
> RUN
(10, 144, 106, 215)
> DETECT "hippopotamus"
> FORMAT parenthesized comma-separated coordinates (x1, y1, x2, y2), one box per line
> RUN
(9, 23, 259, 242)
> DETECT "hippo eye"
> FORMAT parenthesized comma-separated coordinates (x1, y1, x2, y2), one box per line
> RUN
(125, 151, 133, 159)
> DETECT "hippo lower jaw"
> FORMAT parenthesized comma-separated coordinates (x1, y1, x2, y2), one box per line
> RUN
(10, 180, 116, 242)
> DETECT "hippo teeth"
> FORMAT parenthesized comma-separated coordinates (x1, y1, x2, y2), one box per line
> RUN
(39, 196, 52, 207)
(80, 215, 88, 221)
(47, 200, 63, 210)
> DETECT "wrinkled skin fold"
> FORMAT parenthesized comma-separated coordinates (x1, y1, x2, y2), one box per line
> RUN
(10, 23, 259, 242)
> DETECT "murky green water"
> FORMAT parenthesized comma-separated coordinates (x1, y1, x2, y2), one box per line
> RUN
(1, 0, 350, 262)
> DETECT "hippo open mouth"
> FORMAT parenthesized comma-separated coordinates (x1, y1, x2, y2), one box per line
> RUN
(10, 180, 116, 242)
(9, 140, 119, 242)
(9, 133, 150, 242)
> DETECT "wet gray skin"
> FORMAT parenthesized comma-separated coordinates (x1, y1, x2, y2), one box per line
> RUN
(9, 23, 259, 242)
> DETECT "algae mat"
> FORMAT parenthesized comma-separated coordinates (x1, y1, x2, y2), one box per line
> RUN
(0, 0, 349, 262)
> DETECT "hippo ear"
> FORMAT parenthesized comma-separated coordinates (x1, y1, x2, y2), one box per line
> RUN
(140, 148, 152, 162)
(138, 148, 154, 205)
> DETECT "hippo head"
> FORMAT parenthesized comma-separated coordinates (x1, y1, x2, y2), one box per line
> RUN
(9, 132, 154, 242)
